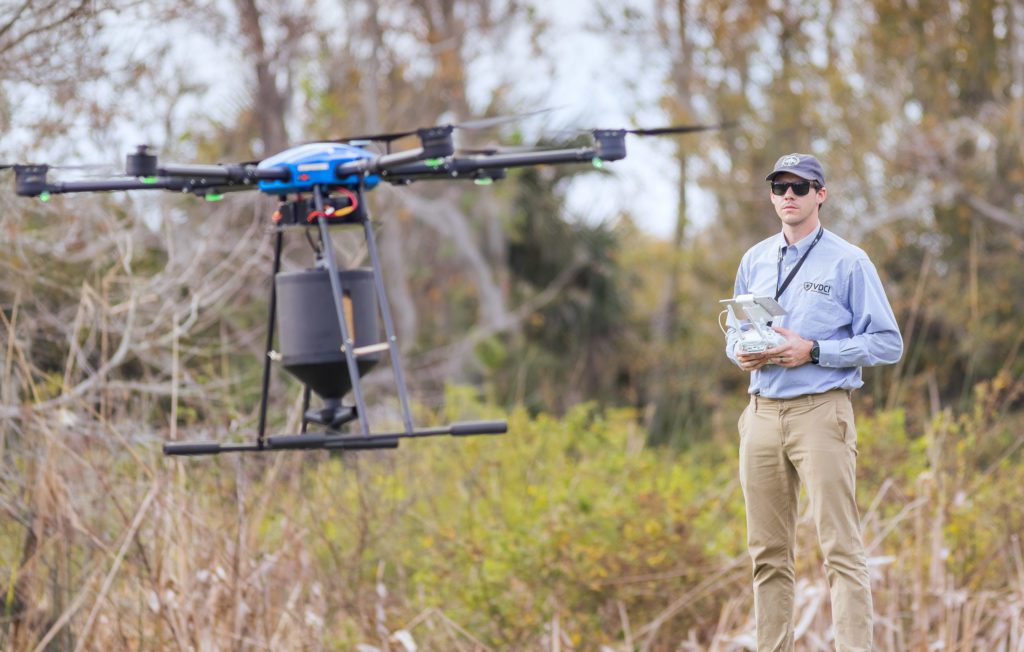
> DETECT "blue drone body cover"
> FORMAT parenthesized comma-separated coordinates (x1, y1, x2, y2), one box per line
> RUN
(257, 143, 381, 194)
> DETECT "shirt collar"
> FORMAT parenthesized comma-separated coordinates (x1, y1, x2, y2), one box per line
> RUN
(777, 225, 825, 254)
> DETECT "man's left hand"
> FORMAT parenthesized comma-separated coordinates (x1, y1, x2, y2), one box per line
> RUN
(763, 326, 814, 368)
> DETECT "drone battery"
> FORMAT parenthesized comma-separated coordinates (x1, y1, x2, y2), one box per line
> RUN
(275, 268, 381, 399)
(273, 196, 365, 226)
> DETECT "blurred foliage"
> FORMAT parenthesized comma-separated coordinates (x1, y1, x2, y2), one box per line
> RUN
(292, 397, 742, 647)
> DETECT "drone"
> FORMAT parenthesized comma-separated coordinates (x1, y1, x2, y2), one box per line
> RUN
(4, 119, 723, 456)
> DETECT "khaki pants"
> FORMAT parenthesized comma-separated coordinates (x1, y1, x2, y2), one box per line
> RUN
(738, 389, 872, 652)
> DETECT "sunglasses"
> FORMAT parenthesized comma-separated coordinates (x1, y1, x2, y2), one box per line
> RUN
(770, 181, 819, 196)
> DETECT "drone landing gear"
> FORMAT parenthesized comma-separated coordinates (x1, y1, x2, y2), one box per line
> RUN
(164, 183, 506, 456)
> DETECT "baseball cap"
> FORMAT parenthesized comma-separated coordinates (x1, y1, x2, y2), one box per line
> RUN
(765, 153, 826, 186)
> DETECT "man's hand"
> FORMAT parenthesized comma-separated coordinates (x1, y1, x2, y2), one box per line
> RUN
(734, 327, 815, 371)
(763, 326, 814, 368)
(735, 347, 773, 372)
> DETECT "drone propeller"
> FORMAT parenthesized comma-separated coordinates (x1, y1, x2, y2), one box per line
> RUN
(455, 121, 732, 157)
(555, 121, 734, 139)
(330, 107, 562, 145)
(448, 106, 563, 131)
(624, 121, 735, 136)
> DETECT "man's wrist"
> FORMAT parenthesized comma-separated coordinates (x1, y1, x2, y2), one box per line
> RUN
(810, 340, 820, 364)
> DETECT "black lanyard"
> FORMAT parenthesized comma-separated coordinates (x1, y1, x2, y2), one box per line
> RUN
(775, 226, 824, 301)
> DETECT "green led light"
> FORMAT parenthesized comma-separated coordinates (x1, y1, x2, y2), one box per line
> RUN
(591, 157, 604, 169)
(140, 176, 158, 184)
(39, 191, 51, 202)
(205, 193, 224, 202)
(473, 177, 494, 186)
(425, 158, 445, 168)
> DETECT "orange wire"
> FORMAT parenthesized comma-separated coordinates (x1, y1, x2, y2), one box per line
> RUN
(307, 188, 359, 222)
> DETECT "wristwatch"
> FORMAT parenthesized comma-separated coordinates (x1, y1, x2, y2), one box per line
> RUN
(810, 341, 820, 365)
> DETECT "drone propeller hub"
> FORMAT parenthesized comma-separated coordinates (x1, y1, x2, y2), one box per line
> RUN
(126, 145, 157, 177)
(416, 125, 455, 159)
(593, 130, 627, 161)
(13, 165, 49, 197)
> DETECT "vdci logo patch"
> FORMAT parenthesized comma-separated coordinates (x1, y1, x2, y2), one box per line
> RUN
(804, 281, 831, 296)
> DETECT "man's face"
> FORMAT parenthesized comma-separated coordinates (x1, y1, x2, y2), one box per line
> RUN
(769, 172, 826, 229)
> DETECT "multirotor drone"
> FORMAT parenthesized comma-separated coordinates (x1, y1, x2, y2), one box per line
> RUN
(4, 119, 723, 457)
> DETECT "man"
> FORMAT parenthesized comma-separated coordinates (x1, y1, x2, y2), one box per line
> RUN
(724, 153, 903, 651)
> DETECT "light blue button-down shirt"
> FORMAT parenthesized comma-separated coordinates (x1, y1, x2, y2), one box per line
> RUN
(725, 227, 903, 399)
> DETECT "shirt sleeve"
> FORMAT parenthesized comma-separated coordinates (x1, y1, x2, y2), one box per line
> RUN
(817, 257, 903, 368)
(724, 257, 749, 367)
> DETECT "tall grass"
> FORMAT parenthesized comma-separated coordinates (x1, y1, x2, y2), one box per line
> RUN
(2, 381, 1023, 649)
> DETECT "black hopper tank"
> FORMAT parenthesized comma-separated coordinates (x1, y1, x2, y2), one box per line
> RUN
(275, 268, 381, 399)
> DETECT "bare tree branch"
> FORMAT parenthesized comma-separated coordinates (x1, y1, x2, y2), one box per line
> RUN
(961, 192, 1024, 235)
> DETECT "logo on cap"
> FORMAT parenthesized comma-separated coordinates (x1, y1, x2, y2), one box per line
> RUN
(779, 155, 801, 168)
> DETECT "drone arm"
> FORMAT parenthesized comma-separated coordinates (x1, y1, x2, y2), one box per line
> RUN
(378, 147, 605, 182)
(377, 131, 628, 182)
(11, 162, 279, 197)
(159, 163, 290, 182)
(18, 176, 249, 198)
(333, 125, 457, 178)
(461, 147, 601, 168)
(123, 144, 289, 183)
(335, 148, 427, 177)
(18, 178, 146, 196)
(16, 173, 189, 197)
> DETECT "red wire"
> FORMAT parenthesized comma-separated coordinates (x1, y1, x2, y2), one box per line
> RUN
(334, 188, 359, 216)
(306, 188, 360, 222)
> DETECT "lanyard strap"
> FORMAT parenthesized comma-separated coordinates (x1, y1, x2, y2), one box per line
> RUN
(775, 226, 824, 301)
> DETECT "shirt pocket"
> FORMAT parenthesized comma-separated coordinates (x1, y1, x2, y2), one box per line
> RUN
(789, 280, 849, 339)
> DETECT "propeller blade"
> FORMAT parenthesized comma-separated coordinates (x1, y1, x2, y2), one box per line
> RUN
(332, 128, 419, 145)
(548, 121, 734, 139)
(454, 106, 563, 131)
(324, 107, 564, 145)
(626, 121, 735, 136)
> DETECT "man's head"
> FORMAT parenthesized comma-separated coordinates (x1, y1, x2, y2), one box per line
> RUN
(766, 153, 827, 233)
